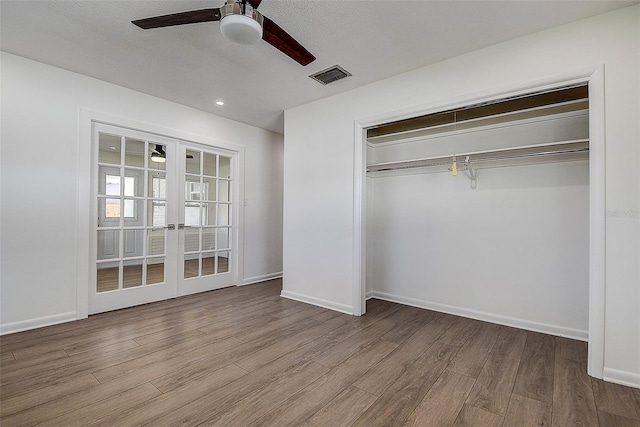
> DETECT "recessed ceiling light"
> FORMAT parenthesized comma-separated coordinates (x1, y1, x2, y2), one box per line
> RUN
(216, 100, 225, 106)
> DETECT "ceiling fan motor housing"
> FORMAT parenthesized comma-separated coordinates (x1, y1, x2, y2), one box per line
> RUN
(220, 0, 264, 45)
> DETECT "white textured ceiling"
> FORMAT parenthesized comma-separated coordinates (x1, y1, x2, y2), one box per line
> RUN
(1, 0, 636, 134)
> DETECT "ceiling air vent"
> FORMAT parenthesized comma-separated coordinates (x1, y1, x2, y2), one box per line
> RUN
(309, 65, 352, 85)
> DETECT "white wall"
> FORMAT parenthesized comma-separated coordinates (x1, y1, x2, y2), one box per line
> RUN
(367, 112, 590, 339)
(283, 6, 639, 385)
(0, 52, 283, 331)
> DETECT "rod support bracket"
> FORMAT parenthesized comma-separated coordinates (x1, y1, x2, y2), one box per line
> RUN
(465, 156, 477, 189)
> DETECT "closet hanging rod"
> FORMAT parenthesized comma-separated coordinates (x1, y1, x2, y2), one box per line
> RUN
(366, 139, 588, 173)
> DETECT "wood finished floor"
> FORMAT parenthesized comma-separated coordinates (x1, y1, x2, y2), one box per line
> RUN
(1, 279, 639, 426)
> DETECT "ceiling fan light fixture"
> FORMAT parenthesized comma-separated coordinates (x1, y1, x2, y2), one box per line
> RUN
(220, 1, 263, 45)
(151, 154, 166, 163)
(151, 144, 166, 163)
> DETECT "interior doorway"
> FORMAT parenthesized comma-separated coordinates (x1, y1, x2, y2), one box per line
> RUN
(90, 123, 238, 314)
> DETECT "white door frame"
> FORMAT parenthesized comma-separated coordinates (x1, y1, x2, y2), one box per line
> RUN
(77, 110, 245, 317)
(353, 65, 606, 379)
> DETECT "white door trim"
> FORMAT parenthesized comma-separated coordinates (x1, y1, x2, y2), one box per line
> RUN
(77, 110, 245, 317)
(353, 64, 606, 379)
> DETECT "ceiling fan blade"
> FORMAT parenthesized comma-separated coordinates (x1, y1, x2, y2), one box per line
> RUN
(247, 0, 262, 9)
(262, 16, 315, 66)
(132, 8, 221, 29)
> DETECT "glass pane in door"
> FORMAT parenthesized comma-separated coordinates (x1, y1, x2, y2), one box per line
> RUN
(96, 134, 170, 293)
(182, 149, 232, 280)
(146, 257, 165, 285)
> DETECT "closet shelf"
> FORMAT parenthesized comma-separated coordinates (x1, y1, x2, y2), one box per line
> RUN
(366, 139, 589, 173)
(366, 139, 589, 189)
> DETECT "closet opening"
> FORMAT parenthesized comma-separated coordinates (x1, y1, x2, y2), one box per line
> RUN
(355, 75, 605, 378)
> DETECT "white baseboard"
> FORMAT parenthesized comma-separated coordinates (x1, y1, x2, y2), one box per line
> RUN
(603, 368, 640, 389)
(0, 311, 77, 336)
(280, 290, 354, 315)
(241, 272, 283, 286)
(369, 291, 588, 341)
(366, 290, 374, 300)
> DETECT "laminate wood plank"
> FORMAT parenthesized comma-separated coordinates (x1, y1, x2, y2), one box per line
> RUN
(0, 329, 41, 345)
(234, 312, 321, 344)
(591, 377, 640, 420)
(7, 311, 191, 358)
(351, 341, 460, 427)
(363, 298, 396, 315)
(300, 386, 378, 427)
(316, 315, 376, 344)
(198, 304, 317, 341)
(270, 301, 329, 319)
(134, 315, 248, 345)
(191, 312, 286, 344)
(133, 332, 363, 426)
(243, 317, 325, 352)
(107, 304, 232, 335)
(383, 302, 439, 324)
(236, 314, 352, 372)
(552, 354, 598, 427)
(36, 309, 144, 337)
(0, 350, 16, 365)
(310, 308, 343, 323)
(512, 331, 555, 404)
(0, 369, 150, 427)
(0, 329, 208, 399)
(89, 364, 249, 426)
(447, 322, 502, 379)
(9, 331, 131, 360)
(437, 316, 481, 347)
(248, 339, 399, 427)
(313, 318, 398, 367)
(466, 327, 527, 416)
(15, 305, 193, 344)
(149, 342, 256, 393)
(134, 293, 260, 319)
(555, 336, 587, 362)
(354, 314, 456, 396)
(130, 295, 262, 323)
(92, 336, 243, 383)
(503, 393, 551, 427)
(64, 337, 140, 357)
(195, 311, 281, 339)
(221, 300, 313, 329)
(378, 308, 433, 345)
(402, 369, 476, 427)
(91, 303, 214, 329)
(0, 373, 99, 418)
(203, 361, 330, 426)
(38, 382, 161, 427)
(151, 316, 349, 393)
(453, 404, 504, 427)
(4, 349, 69, 372)
(147, 357, 328, 426)
(359, 299, 403, 324)
(597, 410, 640, 427)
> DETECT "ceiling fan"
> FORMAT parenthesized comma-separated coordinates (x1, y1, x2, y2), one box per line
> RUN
(132, 0, 316, 66)
(150, 145, 197, 163)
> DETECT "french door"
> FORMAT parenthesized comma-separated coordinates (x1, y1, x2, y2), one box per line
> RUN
(178, 143, 235, 295)
(90, 123, 237, 314)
